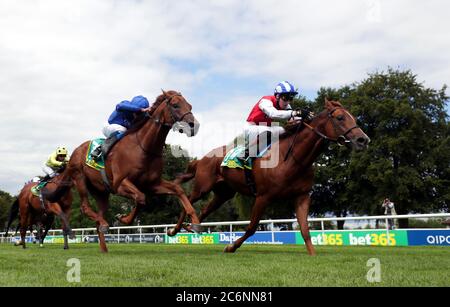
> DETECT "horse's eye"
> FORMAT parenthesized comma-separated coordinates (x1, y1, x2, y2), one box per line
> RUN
(337, 115, 344, 121)
(173, 104, 180, 109)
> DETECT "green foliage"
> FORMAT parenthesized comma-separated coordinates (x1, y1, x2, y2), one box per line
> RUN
(291, 68, 450, 228)
(0, 190, 15, 230)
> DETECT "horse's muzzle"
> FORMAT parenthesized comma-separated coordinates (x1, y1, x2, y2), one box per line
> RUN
(351, 135, 370, 151)
(173, 119, 199, 137)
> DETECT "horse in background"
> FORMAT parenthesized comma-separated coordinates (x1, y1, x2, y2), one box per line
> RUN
(169, 99, 370, 255)
(4, 175, 73, 249)
(43, 90, 201, 253)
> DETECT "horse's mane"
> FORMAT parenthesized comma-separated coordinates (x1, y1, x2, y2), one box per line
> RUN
(125, 113, 150, 135)
(279, 120, 307, 139)
(124, 91, 180, 135)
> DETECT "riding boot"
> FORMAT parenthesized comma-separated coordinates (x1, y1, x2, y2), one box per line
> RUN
(101, 133, 120, 158)
(40, 174, 51, 183)
(91, 146, 102, 160)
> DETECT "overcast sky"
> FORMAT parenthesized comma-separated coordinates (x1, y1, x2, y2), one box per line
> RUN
(1, 0, 449, 195)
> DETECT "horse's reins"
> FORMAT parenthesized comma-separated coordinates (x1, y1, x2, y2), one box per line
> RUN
(284, 107, 360, 162)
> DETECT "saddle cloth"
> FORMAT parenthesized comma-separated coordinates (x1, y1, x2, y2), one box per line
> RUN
(85, 138, 106, 170)
(220, 146, 253, 170)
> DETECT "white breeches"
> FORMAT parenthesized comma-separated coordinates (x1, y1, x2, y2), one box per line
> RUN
(42, 165, 58, 178)
(102, 123, 127, 138)
(243, 122, 285, 157)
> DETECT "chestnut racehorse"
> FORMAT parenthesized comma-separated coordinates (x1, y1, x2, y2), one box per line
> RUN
(168, 99, 370, 255)
(43, 90, 201, 252)
(4, 175, 73, 249)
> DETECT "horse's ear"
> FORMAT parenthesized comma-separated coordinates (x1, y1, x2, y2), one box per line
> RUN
(161, 89, 167, 96)
(324, 97, 331, 109)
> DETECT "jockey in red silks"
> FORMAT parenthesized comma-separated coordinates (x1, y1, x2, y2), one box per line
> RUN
(243, 81, 314, 161)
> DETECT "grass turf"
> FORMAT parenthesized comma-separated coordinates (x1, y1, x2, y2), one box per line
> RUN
(0, 243, 448, 287)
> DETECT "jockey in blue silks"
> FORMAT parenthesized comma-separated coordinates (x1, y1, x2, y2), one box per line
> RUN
(91, 95, 151, 160)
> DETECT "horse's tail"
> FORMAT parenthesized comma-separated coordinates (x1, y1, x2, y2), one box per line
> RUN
(4, 199, 19, 237)
(41, 169, 73, 203)
(174, 159, 198, 185)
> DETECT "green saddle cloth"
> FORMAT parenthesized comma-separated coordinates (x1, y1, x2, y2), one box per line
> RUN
(85, 138, 106, 170)
(220, 146, 253, 170)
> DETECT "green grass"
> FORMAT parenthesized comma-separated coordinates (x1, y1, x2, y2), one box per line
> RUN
(0, 243, 448, 287)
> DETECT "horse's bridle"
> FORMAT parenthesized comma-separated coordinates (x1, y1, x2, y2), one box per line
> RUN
(147, 92, 193, 127)
(284, 107, 359, 162)
(304, 107, 360, 145)
(136, 92, 193, 155)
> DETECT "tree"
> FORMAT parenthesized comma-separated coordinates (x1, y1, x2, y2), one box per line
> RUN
(0, 190, 15, 231)
(299, 68, 449, 228)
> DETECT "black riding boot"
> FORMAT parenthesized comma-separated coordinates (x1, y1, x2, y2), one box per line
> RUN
(91, 146, 102, 160)
(101, 133, 120, 158)
(92, 133, 120, 161)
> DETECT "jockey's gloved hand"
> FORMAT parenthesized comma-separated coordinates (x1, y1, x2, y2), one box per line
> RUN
(293, 109, 315, 121)
(291, 110, 302, 118)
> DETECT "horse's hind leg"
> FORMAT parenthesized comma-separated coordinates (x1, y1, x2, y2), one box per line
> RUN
(16, 205, 30, 249)
(75, 174, 109, 253)
(201, 183, 236, 221)
(224, 196, 269, 253)
(88, 188, 110, 253)
(115, 178, 146, 226)
(184, 183, 235, 233)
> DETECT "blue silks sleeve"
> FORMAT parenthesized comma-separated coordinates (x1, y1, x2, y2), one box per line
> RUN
(116, 101, 142, 113)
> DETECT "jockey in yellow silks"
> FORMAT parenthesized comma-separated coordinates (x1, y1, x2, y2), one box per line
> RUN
(42, 146, 70, 181)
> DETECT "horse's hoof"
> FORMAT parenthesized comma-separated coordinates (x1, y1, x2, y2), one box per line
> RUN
(191, 223, 202, 234)
(98, 225, 109, 234)
(39, 244, 44, 248)
(64, 246, 69, 250)
(167, 228, 178, 237)
(223, 245, 236, 253)
(182, 224, 194, 233)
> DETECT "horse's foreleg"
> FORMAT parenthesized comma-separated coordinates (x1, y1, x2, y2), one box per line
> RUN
(61, 205, 73, 249)
(115, 179, 146, 226)
(167, 188, 203, 236)
(88, 189, 111, 252)
(224, 196, 269, 253)
(152, 180, 201, 232)
(295, 194, 315, 256)
(41, 215, 54, 248)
